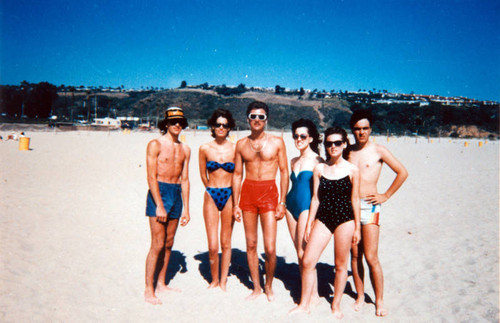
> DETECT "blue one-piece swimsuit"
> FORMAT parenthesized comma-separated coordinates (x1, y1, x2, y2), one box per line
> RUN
(286, 170, 313, 220)
(206, 161, 235, 211)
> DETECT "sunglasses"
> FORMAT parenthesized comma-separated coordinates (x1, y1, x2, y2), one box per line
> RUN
(248, 113, 267, 121)
(167, 120, 187, 128)
(215, 123, 230, 129)
(324, 140, 344, 148)
(293, 134, 308, 140)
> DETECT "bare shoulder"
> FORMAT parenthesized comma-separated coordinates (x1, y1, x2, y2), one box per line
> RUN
(199, 141, 211, 153)
(374, 143, 395, 158)
(269, 134, 285, 148)
(270, 133, 284, 142)
(147, 138, 161, 153)
(348, 161, 359, 175)
(235, 137, 248, 149)
(313, 162, 324, 175)
(181, 142, 191, 155)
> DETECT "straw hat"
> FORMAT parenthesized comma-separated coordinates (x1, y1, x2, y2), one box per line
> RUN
(158, 107, 188, 131)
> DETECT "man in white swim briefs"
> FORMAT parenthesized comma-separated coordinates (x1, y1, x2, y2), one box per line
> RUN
(347, 108, 408, 317)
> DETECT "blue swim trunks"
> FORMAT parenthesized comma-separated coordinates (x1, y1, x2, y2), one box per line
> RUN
(146, 182, 183, 219)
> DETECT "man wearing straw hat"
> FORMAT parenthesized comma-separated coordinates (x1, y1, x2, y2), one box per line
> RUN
(144, 107, 191, 305)
(348, 109, 408, 316)
(233, 101, 289, 302)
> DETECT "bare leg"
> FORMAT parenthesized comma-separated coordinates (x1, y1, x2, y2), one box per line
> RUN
(242, 211, 262, 300)
(362, 224, 388, 316)
(261, 211, 277, 302)
(203, 193, 220, 288)
(296, 210, 320, 306)
(144, 217, 166, 305)
(351, 237, 365, 311)
(331, 221, 355, 319)
(289, 220, 332, 314)
(285, 210, 299, 249)
(219, 200, 234, 291)
(156, 218, 181, 293)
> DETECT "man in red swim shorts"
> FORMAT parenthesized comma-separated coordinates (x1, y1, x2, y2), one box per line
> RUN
(233, 101, 289, 302)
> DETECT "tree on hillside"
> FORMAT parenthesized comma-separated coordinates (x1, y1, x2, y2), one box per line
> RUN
(180, 80, 187, 88)
(24, 82, 59, 118)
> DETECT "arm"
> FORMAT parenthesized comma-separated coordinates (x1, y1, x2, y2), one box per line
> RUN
(304, 164, 321, 243)
(275, 137, 289, 220)
(232, 141, 244, 222)
(179, 145, 191, 226)
(146, 140, 167, 222)
(350, 165, 361, 245)
(198, 145, 209, 188)
(366, 146, 408, 205)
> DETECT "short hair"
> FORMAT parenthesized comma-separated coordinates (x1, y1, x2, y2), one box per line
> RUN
(207, 108, 236, 138)
(291, 119, 321, 154)
(246, 101, 269, 116)
(323, 126, 350, 161)
(349, 109, 373, 129)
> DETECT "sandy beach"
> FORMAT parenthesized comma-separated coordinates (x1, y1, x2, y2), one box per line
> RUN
(0, 129, 498, 322)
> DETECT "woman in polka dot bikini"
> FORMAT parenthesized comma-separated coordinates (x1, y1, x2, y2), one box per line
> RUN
(199, 109, 236, 291)
(289, 126, 361, 319)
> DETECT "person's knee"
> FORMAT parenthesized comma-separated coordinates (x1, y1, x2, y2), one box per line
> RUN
(221, 240, 231, 253)
(150, 237, 165, 252)
(246, 238, 258, 251)
(365, 253, 380, 268)
(263, 243, 276, 257)
(302, 257, 316, 271)
(208, 245, 219, 258)
(164, 237, 175, 250)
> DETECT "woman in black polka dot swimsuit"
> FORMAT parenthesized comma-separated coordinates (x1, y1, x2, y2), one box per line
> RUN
(316, 173, 354, 233)
(289, 126, 361, 319)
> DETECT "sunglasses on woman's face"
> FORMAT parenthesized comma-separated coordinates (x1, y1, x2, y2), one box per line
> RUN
(324, 140, 344, 148)
(293, 133, 308, 140)
(248, 113, 267, 121)
(215, 123, 230, 129)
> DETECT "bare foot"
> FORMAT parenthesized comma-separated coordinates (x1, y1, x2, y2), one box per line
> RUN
(353, 295, 365, 312)
(264, 285, 275, 302)
(219, 281, 227, 292)
(332, 309, 344, 319)
(332, 304, 344, 319)
(309, 294, 321, 308)
(156, 284, 182, 293)
(245, 289, 262, 301)
(208, 281, 219, 289)
(288, 305, 310, 315)
(376, 302, 388, 316)
(144, 290, 162, 305)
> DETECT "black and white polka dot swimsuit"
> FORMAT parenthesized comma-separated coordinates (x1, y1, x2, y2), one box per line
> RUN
(316, 175, 354, 234)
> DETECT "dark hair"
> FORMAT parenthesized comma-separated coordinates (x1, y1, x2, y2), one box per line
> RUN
(207, 108, 236, 138)
(246, 101, 269, 116)
(323, 126, 350, 161)
(291, 119, 320, 154)
(349, 109, 373, 129)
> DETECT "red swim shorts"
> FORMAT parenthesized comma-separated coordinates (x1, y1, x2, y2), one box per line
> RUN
(239, 179, 279, 214)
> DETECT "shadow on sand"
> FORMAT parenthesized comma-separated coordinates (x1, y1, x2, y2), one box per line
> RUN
(193, 248, 369, 305)
(153, 250, 188, 286)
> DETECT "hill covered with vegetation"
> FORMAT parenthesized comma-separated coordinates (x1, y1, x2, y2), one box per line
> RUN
(1, 82, 498, 138)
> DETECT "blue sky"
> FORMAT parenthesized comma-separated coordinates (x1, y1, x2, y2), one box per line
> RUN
(1, 0, 499, 101)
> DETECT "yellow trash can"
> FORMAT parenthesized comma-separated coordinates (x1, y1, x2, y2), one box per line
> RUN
(19, 137, 30, 151)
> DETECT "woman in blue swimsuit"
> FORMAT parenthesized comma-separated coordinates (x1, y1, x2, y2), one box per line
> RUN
(285, 119, 323, 303)
(290, 127, 361, 319)
(199, 109, 236, 291)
